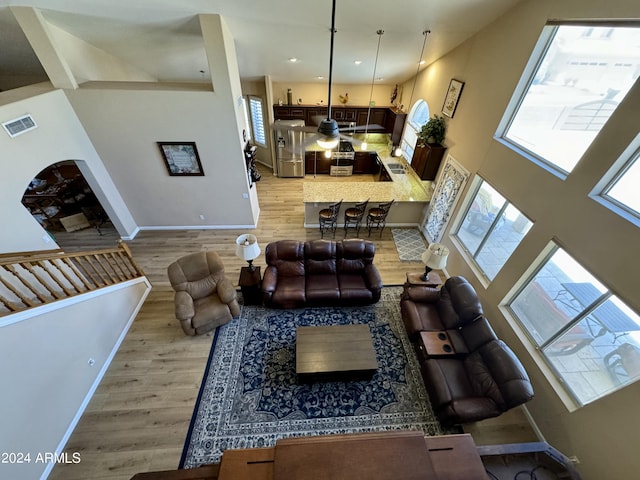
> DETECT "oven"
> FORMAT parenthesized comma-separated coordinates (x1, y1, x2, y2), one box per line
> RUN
(330, 141, 355, 176)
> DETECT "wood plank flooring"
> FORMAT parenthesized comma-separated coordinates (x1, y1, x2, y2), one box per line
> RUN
(50, 165, 537, 480)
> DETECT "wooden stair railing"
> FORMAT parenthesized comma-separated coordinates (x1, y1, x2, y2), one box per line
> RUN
(0, 241, 145, 317)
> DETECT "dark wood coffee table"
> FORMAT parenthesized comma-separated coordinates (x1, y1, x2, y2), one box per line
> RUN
(296, 324, 378, 382)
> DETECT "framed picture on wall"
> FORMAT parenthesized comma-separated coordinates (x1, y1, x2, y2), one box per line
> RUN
(442, 79, 465, 118)
(158, 142, 204, 176)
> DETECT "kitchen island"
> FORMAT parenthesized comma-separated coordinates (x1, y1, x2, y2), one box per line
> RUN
(303, 155, 433, 229)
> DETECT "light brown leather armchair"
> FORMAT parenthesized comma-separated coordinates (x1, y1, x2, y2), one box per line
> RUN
(167, 251, 240, 336)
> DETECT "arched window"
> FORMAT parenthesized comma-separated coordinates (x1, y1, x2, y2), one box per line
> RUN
(401, 99, 430, 162)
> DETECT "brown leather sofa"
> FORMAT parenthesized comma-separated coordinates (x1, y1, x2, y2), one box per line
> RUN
(262, 239, 383, 308)
(401, 276, 534, 424)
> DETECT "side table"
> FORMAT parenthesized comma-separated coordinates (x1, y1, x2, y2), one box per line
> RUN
(406, 270, 443, 288)
(239, 266, 262, 305)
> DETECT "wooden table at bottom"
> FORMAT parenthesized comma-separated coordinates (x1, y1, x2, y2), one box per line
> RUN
(215, 432, 486, 480)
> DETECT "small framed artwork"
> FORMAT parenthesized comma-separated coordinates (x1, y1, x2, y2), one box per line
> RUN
(442, 79, 465, 118)
(158, 142, 204, 176)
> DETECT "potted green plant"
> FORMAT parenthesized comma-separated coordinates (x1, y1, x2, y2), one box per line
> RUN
(419, 114, 446, 145)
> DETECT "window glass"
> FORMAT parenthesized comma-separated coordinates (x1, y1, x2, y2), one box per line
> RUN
(604, 153, 640, 216)
(507, 246, 640, 406)
(502, 24, 640, 175)
(402, 100, 430, 162)
(454, 180, 532, 281)
(249, 96, 266, 146)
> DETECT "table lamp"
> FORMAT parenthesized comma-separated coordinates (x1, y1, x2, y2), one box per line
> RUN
(235, 234, 260, 271)
(421, 243, 449, 281)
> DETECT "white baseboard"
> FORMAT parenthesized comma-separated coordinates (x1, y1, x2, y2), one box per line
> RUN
(138, 224, 257, 231)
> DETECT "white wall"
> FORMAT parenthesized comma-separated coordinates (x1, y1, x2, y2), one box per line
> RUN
(47, 23, 157, 83)
(0, 278, 151, 480)
(60, 15, 259, 230)
(0, 86, 138, 253)
(64, 84, 256, 229)
(407, 1, 640, 478)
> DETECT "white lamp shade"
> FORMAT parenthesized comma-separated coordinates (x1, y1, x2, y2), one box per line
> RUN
(235, 234, 260, 262)
(421, 243, 449, 270)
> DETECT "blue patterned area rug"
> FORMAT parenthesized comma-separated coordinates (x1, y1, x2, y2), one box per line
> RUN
(391, 228, 428, 262)
(179, 287, 447, 468)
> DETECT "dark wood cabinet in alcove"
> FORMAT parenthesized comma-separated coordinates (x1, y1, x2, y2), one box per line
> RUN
(410, 142, 447, 181)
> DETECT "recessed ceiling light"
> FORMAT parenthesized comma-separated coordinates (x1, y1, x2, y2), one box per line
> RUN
(288, 57, 298, 63)
(376, 77, 384, 81)
(316, 76, 325, 80)
(354, 60, 362, 65)
(419, 60, 426, 65)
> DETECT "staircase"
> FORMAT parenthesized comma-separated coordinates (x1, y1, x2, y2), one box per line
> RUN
(0, 241, 145, 316)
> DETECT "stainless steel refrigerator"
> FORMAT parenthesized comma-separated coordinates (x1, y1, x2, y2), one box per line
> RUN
(274, 119, 305, 177)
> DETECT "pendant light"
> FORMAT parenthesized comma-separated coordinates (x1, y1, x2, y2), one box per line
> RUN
(397, 30, 430, 158)
(361, 29, 384, 152)
(317, 0, 340, 150)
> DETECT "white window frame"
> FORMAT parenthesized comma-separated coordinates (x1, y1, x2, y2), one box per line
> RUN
(401, 99, 429, 162)
(591, 133, 640, 227)
(248, 96, 266, 147)
(451, 176, 533, 285)
(241, 98, 251, 143)
(496, 21, 640, 179)
(501, 242, 640, 409)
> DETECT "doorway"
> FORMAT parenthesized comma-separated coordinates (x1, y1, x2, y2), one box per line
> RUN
(21, 161, 118, 251)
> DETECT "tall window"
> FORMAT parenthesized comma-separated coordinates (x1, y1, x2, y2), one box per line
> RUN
(499, 23, 640, 176)
(453, 179, 532, 281)
(604, 155, 640, 215)
(249, 96, 266, 146)
(505, 245, 640, 406)
(401, 100, 430, 162)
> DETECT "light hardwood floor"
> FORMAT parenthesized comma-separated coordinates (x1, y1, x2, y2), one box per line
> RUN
(50, 165, 537, 480)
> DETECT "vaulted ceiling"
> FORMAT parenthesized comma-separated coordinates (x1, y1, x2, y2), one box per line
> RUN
(0, 0, 523, 89)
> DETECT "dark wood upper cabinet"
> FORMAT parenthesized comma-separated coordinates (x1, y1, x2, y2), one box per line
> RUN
(385, 108, 407, 146)
(410, 142, 447, 181)
(274, 105, 402, 136)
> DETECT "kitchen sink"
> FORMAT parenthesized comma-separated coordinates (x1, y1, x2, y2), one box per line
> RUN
(389, 168, 406, 174)
(387, 163, 404, 169)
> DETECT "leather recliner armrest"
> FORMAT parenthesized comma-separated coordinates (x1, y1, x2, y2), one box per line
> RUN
(261, 266, 278, 293)
(363, 264, 383, 291)
(401, 285, 441, 303)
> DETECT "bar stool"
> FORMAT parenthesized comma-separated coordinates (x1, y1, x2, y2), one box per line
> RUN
(319, 200, 342, 238)
(366, 199, 394, 237)
(343, 199, 368, 238)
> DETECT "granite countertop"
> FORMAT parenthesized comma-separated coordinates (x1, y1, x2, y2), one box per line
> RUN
(303, 155, 433, 203)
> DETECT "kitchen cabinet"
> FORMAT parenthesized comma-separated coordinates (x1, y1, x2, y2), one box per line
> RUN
(332, 107, 358, 122)
(305, 107, 328, 126)
(353, 152, 380, 174)
(385, 108, 407, 146)
(273, 106, 305, 121)
(356, 108, 387, 129)
(274, 105, 394, 133)
(305, 151, 331, 175)
(410, 142, 447, 181)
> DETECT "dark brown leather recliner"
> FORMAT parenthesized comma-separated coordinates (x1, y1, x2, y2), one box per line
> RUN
(262, 239, 382, 308)
(401, 276, 534, 424)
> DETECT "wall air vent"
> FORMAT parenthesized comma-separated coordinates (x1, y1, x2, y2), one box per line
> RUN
(2, 114, 37, 138)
